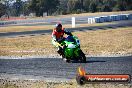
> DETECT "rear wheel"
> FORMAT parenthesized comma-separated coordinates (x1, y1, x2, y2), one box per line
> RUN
(79, 50, 86, 63)
(64, 58, 71, 63)
(64, 56, 71, 63)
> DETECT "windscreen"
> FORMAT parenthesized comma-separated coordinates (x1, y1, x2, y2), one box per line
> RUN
(65, 36, 75, 42)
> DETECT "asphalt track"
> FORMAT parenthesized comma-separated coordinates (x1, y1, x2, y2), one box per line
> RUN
(0, 20, 132, 38)
(0, 56, 132, 80)
(0, 16, 132, 81)
(0, 13, 122, 26)
(1, 11, 132, 26)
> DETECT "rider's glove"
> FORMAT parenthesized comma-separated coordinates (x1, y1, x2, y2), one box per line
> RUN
(64, 29, 72, 36)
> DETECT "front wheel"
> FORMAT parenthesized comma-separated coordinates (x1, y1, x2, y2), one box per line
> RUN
(78, 50, 86, 63)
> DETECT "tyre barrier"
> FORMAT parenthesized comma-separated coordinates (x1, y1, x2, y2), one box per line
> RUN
(118, 14, 128, 20)
(110, 15, 120, 21)
(88, 14, 132, 24)
(128, 14, 132, 19)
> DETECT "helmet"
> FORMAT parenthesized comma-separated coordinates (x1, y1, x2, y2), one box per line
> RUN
(55, 23, 62, 32)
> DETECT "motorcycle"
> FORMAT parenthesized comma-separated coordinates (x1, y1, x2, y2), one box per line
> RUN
(56, 35, 86, 63)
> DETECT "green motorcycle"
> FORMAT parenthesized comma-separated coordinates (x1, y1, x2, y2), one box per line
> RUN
(57, 35, 86, 63)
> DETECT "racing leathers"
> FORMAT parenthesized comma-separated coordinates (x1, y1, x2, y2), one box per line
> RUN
(52, 28, 72, 55)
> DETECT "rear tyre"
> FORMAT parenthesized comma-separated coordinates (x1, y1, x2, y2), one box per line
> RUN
(66, 59, 71, 63)
(64, 57, 71, 63)
(62, 54, 65, 60)
(79, 50, 86, 63)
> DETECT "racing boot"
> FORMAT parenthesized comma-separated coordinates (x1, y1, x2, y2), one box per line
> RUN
(57, 47, 63, 56)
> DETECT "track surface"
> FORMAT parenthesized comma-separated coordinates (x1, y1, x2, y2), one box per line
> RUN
(0, 20, 132, 38)
(0, 56, 132, 79)
(0, 13, 121, 26)
(1, 11, 132, 26)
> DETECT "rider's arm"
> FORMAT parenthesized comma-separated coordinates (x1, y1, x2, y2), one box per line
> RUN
(52, 34, 62, 42)
(52, 34, 57, 41)
(64, 29, 72, 36)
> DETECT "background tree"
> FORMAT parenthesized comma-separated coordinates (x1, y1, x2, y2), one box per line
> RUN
(22, 1, 30, 16)
(28, 0, 59, 16)
(56, 0, 68, 15)
(83, 0, 91, 12)
(67, 0, 76, 13)
(89, 1, 97, 13)
(28, 0, 39, 15)
(12, 0, 23, 16)
(101, 0, 112, 12)
(0, 0, 132, 17)
(0, 0, 14, 18)
(67, 0, 83, 14)
(0, 3, 6, 17)
(125, 0, 132, 10)
(116, 0, 127, 11)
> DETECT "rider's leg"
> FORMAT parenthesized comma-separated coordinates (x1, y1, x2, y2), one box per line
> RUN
(52, 39, 63, 55)
(57, 46, 63, 55)
(52, 39, 69, 62)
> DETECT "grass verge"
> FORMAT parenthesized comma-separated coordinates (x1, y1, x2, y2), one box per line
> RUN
(0, 27, 132, 56)
(0, 79, 131, 88)
(0, 22, 116, 33)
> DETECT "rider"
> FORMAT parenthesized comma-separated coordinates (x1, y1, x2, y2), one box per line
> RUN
(52, 23, 72, 57)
